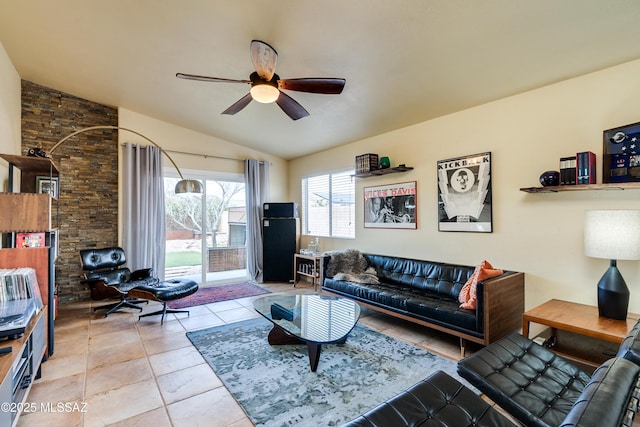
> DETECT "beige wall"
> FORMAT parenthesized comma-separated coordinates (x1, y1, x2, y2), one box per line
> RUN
(0, 40, 21, 191)
(290, 59, 640, 313)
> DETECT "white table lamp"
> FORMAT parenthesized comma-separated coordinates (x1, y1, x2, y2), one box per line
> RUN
(584, 210, 640, 320)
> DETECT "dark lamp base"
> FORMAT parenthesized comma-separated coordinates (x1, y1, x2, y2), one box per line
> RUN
(597, 261, 630, 321)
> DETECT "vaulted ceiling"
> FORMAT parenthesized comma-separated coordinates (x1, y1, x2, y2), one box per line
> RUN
(1, 1, 640, 159)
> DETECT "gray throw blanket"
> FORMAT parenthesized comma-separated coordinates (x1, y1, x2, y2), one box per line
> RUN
(324, 249, 379, 285)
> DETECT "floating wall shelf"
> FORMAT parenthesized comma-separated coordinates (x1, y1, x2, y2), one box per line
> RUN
(353, 165, 413, 178)
(520, 182, 640, 193)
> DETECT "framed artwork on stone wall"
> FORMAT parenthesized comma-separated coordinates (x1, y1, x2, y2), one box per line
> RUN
(437, 152, 492, 232)
(36, 176, 59, 198)
(364, 181, 417, 229)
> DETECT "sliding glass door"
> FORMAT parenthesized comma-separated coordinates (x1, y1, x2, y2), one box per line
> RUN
(164, 173, 247, 285)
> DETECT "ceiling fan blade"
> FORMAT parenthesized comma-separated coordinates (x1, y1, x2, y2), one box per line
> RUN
(176, 73, 251, 84)
(222, 93, 253, 115)
(275, 91, 309, 120)
(250, 40, 277, 81)
(278, 78, 346, 94)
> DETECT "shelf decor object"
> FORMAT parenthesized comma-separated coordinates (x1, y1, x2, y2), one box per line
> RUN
(539, 170, 560, 186)
(603, 121, 640, 184)
(437, 152, 492, 233)
(354, 153, 379, 174)
(49, 125, 203, 194)
(584, 210, 640, 320)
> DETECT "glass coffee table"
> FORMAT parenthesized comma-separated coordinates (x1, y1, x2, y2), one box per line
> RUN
(253, 294, 360, 372)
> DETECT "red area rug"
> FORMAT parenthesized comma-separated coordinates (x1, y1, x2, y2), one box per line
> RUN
(167, 282, 270, 309)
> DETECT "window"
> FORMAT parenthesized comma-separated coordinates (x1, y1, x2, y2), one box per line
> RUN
(302, 169, 355, 238)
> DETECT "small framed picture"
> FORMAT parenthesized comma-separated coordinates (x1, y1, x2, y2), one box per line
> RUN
(603, 121, 640, 183)
(36, 176, 59, 198)
(16, 232, 45, 248)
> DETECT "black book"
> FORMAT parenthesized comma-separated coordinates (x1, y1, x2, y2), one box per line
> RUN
(560, 156, 577, 185)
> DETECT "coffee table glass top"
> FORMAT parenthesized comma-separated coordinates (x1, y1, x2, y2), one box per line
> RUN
(253, 294, 360, 344)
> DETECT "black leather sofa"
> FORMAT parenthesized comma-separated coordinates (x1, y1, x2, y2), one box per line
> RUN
(321, 252, 525, 352)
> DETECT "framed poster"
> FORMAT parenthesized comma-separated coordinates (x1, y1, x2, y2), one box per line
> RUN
(437, 152, 492, 232)
(603, 121, 640, 183)
(36, 176, 59, 198)
(364, 181, 417, 229)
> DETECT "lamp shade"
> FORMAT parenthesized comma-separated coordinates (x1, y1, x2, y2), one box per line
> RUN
(175, 179, 203, 194)
(584, 210, 640, 260)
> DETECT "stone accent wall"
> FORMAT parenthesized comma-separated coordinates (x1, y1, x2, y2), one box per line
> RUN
(21, 80, 118, 303)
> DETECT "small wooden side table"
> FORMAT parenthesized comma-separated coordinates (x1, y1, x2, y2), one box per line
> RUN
(293, 253, 323, 291)
(522, 299, 640, 368)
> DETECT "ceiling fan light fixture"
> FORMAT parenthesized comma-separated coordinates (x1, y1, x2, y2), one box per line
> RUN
(250, 84, 280, 103)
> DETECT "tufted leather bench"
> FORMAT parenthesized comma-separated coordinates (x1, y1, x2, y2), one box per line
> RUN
(457, 330, 640, 427)
(128, 278, 198, 325)
(344, 359, 640, 427)
(343, 370, 515, 427)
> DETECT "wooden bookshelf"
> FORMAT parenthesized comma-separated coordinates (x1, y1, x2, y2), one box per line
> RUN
(0, 193, 52, 232)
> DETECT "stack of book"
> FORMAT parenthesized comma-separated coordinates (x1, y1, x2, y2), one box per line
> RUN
(355, 153, 379, 174)
(559, 151, 596, 185)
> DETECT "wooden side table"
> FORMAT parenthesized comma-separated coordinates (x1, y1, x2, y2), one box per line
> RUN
(522, 299, 640, 369)
(293, 253, 322, 291)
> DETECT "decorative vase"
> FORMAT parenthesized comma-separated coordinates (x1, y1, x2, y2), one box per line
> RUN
(379, 156, 391, 169)
(539, 171, 560, 186)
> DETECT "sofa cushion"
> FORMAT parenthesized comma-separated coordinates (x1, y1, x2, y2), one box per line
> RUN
(459, 260, 503, 310)
(364, 254, 474, 300)
(323, 278, 478, 333)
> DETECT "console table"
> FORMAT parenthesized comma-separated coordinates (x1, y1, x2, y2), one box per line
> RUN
(293, 254, 322, 291)
(522, 299, 640, 369)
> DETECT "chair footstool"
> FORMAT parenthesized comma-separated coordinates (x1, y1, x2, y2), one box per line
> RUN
(128, 278, 199, 325)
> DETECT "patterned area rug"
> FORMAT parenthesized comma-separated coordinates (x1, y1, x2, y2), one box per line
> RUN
(167, 282, 269, 309)
(187, 317, 476, 426)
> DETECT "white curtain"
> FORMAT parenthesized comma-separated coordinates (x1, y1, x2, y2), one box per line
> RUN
(122, 143, 166, 280)
(245, 159, 269, 282)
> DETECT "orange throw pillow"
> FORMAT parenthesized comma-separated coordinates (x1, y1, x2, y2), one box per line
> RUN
(458, 260, 503, 310)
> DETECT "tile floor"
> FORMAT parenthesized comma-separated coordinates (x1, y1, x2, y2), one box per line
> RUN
(16, 281, 477, 427)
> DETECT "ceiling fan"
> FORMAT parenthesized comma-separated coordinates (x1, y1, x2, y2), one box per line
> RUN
(176, 40, 346, 120)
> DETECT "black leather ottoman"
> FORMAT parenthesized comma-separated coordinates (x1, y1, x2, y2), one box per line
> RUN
(343, 370, 514, 427)
(128, 278, 199, 325)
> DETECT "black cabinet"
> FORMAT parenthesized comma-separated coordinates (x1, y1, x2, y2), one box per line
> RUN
(262, 218, 300, 282)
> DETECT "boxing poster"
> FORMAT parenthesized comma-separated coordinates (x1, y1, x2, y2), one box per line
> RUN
(437, 152, 492, 232)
